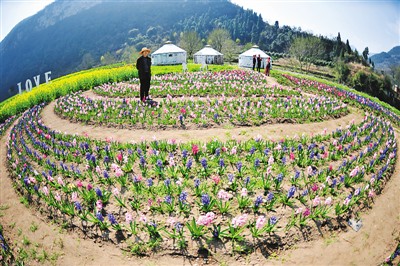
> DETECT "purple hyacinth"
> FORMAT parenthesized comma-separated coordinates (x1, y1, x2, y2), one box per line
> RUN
(201, 193, 211, 206)
(236, 161, 243, 172)
(254, 158, 260, 168)
(201, 158, 207, 169)
(194, 178, 200, 188)
(219, 158, 225, 168)
(186, 158, 192, 169)
(179, 191, 188, 203)
(156, 159, 163, 169)
(266, 192, 274, 202)
(254, 196, 263, 208)
(74, 201, 82, 211)
(182, 149, 188, 159)
(140, 156, 146, 166)
(164, 195, 172, 205)
(287, 186, 296, 198)
(276, 173, 283, 183)
(164, 179, 171, 187)
(95, 187, 103, 197)
(228, 174, 234, 183)
(215, 148, 221, 157)
(147, 178, 153, 187)
(244, 176, 250, 186)
(108, 213, 118, 225)
(103, 170, 109, 178)
(269, 216, 278, 225)
(96, 212, 104, 222)
(249, 146, 256, 155)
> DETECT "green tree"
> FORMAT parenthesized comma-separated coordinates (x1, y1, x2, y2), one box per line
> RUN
(289, 36, 324, 72)
(100, 52, 117, 66)
(334, 57, 350, 83)
(208, 28, 231, 52)
(222, 39, 240, 63)
(345, 39, 352, 54)
(179, 31, 202, 59)
(121, 46, 139, 64)
(335, 32, 342, 57)
(362, 47, 369, 61)
(78, 53, 96, 70)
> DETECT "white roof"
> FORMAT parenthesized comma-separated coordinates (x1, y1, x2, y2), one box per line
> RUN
(194, 45, 223, 56)
(152, 41, 186, 55)
(239, 45, 269, 58)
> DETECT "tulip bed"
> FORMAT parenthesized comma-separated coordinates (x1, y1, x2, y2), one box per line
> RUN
(92, 70, 300, 98)
(3, 69, 399, 258)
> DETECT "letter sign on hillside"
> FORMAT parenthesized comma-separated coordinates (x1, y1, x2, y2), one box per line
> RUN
(17, 71, 52, 94)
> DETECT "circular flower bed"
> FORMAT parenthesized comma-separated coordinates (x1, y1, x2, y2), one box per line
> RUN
(5, 70, 398, 257)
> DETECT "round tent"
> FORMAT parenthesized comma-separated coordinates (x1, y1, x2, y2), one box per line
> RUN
(193, 45, 224, 65)
(152, 41, 187, 66)
(238, 45, 270, 69)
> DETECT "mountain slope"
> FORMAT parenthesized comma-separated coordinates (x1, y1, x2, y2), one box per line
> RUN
(370, 46, 400, 71)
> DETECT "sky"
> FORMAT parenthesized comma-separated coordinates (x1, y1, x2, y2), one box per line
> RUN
(1, 0, 399, 53)
(231, 0, 400, 53)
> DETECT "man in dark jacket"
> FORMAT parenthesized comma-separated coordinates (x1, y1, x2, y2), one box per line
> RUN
(136, 47, 152, 102)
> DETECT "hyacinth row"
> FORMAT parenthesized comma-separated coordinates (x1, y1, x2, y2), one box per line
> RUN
(0, 224, 14, 265)
(383, 242, 400, 265)
(92, 70, 300, 98)
(54, 93, 348, 129)
(6, 99, 397, 254)
(283, 74, 400, 126)
(0, 115, 16, 137)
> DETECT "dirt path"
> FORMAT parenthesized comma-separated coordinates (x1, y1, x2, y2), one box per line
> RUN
(42, 100, 363, 143)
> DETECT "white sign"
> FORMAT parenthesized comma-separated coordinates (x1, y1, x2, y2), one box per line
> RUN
(17, 71, 52, 94)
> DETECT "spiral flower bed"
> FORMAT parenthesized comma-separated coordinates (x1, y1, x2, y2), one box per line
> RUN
(4, 70, 399, 258)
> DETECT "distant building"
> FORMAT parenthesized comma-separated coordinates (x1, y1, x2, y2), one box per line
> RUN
(194, 45, 224, 65)
(152, 41, 187, 66)
(238, 45, 270, 68)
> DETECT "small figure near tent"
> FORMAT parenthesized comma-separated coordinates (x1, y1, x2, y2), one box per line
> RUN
(256, 54, 262, 72)
(252, 55, 256, 71)
(136, 47, 152, 102)
(265, 57, 271, 76)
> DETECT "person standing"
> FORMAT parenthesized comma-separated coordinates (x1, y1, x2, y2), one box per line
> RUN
(136, 47, 152, 102)
(265, 57, 271, 76)
(256, 54, 262, 72)
(252, 55, 256, 71)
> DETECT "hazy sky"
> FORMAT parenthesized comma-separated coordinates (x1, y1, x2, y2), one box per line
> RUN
(1, 0, 399, 53)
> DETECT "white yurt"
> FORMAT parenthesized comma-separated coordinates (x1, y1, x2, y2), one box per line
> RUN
(238, 45, 270, 68)
(193, 45, 224, 65)
(152, 41, 187, 66)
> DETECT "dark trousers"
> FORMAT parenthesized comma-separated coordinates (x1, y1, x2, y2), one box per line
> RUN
(139, 74, 151, 101)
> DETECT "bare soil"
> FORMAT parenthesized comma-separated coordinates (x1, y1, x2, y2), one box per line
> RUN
(0, 76, 399, 266)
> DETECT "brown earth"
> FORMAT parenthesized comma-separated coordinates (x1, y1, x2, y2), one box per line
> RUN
(0, 76, 399, 266)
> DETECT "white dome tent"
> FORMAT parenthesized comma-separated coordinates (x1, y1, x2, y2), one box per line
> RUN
(152, 41, 187, 66)
(238, 45, 270, 69)
(193, 45, 224, 65)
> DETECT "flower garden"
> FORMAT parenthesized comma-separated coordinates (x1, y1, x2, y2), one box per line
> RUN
(1, 67, 400, 265)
